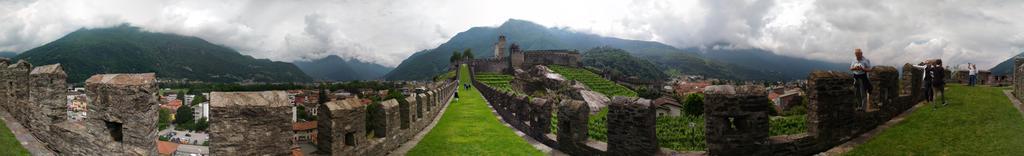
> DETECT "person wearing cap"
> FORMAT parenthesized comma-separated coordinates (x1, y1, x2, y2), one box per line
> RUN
(850, 48, 873, 111)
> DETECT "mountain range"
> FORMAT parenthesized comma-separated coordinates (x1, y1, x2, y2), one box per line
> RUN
(292, 55, 393, 81)
(0, 51, 16, 58)
(989, 51, 1024, 76)
(14, 24, 312, 83)
(386, 19, 846, 81)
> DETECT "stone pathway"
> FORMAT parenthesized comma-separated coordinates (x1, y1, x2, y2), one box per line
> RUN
(0, 109, 56, 156)
(387, 92, 456, 156)
(1001, 90, 1024, 117)
(820, 101, 927, 155)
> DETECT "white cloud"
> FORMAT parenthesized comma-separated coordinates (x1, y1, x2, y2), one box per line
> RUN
(0, 0, 1022, 69)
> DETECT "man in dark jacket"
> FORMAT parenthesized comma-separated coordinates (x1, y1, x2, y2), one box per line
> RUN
(932, 59, 947, 107)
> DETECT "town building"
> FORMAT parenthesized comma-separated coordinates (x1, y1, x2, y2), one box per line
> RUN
(293, 121, 318, 144)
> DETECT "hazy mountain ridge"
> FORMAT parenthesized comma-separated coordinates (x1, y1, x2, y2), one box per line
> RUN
(293, 55, 394, 81)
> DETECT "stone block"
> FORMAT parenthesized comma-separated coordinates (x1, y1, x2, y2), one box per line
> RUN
(607, 96, 658, 155)
(703, 85, 770, 156)
(84, 73, 159, 155)
(317, 98, 367, 155)
(209, 91, 292, 156)
(557, 100, 591, 155)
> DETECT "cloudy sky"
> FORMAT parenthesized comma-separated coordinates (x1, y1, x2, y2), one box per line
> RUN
(1, 0, 1023, 69)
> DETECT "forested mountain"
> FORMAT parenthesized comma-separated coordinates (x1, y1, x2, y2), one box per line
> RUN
(14, 24, 311, 83)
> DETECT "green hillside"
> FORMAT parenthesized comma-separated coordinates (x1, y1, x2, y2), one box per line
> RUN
(14, 24, 311, 83)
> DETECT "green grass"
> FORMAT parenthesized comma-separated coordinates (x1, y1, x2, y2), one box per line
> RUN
(408, 64, 543, 156)
(548, 65, 637, 97)
(846, 84, 1024, 155)
(0, 117, 31, 156)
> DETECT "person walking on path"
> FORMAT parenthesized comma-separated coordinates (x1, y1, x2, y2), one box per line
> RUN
(850, 49, 873, 111)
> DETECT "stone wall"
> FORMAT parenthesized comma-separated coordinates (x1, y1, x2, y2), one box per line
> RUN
(471, 68, 666, 155)
(317, 79, 457, 156)
(703, 65, 926, 156)
(703, 85, 771, 155)
(209, 91, 293, 155)
(470, 58, 509, 74)
(1015, 58, 1024, 101)
(4, 60, 31, 126)
(520, 50, 581, 68)
(28, 64, 67, 132)
(2, 71, 161, 155)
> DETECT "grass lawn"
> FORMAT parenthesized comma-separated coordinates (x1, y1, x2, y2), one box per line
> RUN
(846, 84, 1024, 155)
(0, 117, 31, 156)
(407, 64, 543, 156)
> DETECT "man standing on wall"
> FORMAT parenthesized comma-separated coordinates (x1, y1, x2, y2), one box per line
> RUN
(850, 49, 873, 111)
(968, 63, 978, 86)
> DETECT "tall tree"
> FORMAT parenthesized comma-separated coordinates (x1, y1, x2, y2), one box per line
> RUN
(318, 84, 328, 105)
(176, 90, 186, 101)
(450, 51, 462, 63)
(174, 105, 195, 125)
(462, 48, 473, 59)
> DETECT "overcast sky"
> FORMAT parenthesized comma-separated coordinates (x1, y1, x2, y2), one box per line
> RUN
(1, 0, 1023, 69)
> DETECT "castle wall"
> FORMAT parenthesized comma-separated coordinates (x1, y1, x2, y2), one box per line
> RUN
(471, 70, 665, 155)
(317, 79, 457, 156)
(521, 50, 581, 68)
(702, 65, 924, 156)
(29, 64, 68, 132)
(209, 91, 292, 155)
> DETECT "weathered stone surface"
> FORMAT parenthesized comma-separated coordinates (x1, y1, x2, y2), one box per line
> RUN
(318, 98, 367, 155)
(29, 64, 67, 131)
(578, 90, 609, 114)
(703, 85, 770, 156)
(557, 100, 595, 155)
(606, 96, 658, 155)
(84, 73, 159, 155)
(6, 60, 31, 126)
(210, 91, 292, 156)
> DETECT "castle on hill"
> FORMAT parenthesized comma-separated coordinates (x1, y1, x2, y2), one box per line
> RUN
(471, 35, 581, 73)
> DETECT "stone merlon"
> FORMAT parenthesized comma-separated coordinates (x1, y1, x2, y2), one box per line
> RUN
(210, 91, 290, 107)
(86, 73, 156, 86)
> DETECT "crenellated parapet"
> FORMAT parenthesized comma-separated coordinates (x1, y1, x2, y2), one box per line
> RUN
(702, 65, 926, 156)
(315, 78, 459, 156)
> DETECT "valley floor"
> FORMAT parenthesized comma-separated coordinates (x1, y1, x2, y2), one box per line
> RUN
(846, 84, 1024, 155)
(407, 64, 543, 155)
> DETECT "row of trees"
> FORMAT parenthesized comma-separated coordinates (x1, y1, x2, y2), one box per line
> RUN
(450, 48, 475, 63)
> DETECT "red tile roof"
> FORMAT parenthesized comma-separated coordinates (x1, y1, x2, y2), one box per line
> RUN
(157, 141, 179, 155)
(161, 99, 183, 110)
(293, 121, 317, 131)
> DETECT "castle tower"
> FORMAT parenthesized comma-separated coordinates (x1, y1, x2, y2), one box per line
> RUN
(494, 35, 506, 58)
(510, 43, 524, 69)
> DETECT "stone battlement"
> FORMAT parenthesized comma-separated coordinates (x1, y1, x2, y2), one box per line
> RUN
(471, 73, 665, 155)
(0, 59, 158, 155)
(316, 79, 458, 156)
(703, 65, 925, 156)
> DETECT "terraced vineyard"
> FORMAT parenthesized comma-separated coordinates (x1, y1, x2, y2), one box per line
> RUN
(475, 72, 515, 93)
(548, 65, 637, 97)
